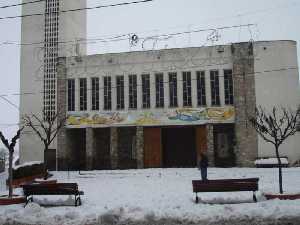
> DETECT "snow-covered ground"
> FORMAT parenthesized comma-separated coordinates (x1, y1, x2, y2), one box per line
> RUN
(1, 167, 300, 225)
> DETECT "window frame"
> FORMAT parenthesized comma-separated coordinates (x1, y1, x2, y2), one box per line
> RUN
(182, 71, 192, 107)
(103, 76, 112, 110)
(210, 70, 220, 106)
(196, 71, 206, 107)
(79, 78, 87, 111)
(155, 73, 164, 108)
(128, 74, 137, 109)
(168, 72, 178, 108)
(142, 74, 151, 109)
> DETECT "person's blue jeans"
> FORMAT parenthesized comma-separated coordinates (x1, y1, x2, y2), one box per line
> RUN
(200, 167, 207, 181)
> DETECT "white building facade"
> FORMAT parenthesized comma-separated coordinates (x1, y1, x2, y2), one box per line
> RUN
(53, 40, 299, 170)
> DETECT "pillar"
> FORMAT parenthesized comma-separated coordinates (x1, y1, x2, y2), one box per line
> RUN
(110, 127, 118, 169)
(86, 128, 95, 170)
(232, 42, 258, 167)
(206, 124, 215, 166)
(136, 126, 144, 169)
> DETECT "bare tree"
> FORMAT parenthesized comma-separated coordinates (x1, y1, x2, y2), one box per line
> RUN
(249, 106, 300, 194)
(23, 111, 66, 169)
(0, 128, 23, 197)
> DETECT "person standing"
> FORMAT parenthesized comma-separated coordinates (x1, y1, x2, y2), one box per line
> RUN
(199, 153, 208, 181)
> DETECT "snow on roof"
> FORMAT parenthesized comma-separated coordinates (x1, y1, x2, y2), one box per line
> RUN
(255, 158, 289, 165)
(13, 161, 43, 170)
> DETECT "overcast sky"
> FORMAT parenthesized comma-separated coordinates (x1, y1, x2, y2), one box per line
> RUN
(0, 0, 299, 149)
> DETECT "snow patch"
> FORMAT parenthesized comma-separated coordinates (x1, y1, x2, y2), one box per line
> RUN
(255, 158, 289, 165)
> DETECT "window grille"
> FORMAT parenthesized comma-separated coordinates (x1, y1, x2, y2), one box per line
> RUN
(224, 69, 234, 105)
(91, 77, 99, 110)
(210, 70, 220, 106)
(67, 79, 75, 111)
(79, 78, 87, 111)
(182, 71, 192, 107)
(155, 73, 164, 108)
(116, 76, 125, 110)
(103, 76, 112, 110)
(142, 74, 151, 109)
(169, 72, 178, 107)
(43, 0, 59, 120)
(196, 71, 206, 106)
(129, 75, 137, 109)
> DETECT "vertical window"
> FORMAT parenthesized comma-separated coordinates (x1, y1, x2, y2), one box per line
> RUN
(142, 74, 150, 109)
(169, 72, 178, 107)
(91, 77, 99, 110)
(155, 73, 164, 108)
(116, 75, 125, 110)
(129, 75, 137, 109)
(210, 70, 220, 106)
(103, 76, 112, 110)
(196, 71, 206, 106)
(79, 78, 87, 111)
(182, 71, 192, 107)
(67, 79, 75, 111)
(224, 69, 234, 105)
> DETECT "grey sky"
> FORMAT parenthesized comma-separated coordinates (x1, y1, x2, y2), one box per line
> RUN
(0, 0, 299, 149)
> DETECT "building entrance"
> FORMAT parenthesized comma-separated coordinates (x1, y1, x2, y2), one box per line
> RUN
(162, 127, 197, 167)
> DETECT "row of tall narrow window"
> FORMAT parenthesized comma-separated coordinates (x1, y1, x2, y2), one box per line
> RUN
(67, 70, 234, 111)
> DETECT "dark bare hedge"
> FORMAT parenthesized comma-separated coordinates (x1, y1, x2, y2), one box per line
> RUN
(12, 162, 45, 179)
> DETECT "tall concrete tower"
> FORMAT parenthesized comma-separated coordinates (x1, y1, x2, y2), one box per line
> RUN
(19, 0, 86, 166)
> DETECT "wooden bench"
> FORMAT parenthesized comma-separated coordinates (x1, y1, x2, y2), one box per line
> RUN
(22, 183, 84, 206)
(192, 178, 259, 203)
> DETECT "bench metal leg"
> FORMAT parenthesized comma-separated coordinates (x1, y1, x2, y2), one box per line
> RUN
(75, 195, 81, 206)
(195, 193, 199, 204)
(253, 192, 257, 202)
(24, 196, 33, 207)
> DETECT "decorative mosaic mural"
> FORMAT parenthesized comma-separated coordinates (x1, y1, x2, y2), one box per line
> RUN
(66, 107, 235, 127)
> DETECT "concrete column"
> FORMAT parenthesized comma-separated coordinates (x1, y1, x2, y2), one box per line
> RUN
(219, 69, 225, 106)
(57, 57, 68, 170)
(110, 127, 118, 169)
(87, 77, 92, 111)
(232, 43, 258, 167)
(191, 71, 197, 108)
(177, 72, 183, 107)
(99, 76, 104, 111)
(150, 72, 156, 109)
(136, 126, 144, 169)
(207, 124, 215, 166)
(205, 70, 212, 107)
(163, 72, 169, 108)
(137, 74, 142, 110)
(111, 76, 116, 111)
(86, 128, 95, 170)
(124, 74, 129, 111)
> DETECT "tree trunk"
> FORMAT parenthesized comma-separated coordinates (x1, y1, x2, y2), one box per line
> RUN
(275, 146, 283, 194)
(8, 149, 13, 198)
(44, 146, 48, 179)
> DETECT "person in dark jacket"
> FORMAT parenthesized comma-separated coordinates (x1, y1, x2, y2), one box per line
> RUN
(199, 153, 208, 181)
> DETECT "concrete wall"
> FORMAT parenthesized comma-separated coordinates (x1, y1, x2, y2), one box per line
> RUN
(19, 0, 87, 164)
(65, 46, 232, 112)
(19, 0, 46, 163)
(254, 41, 300, 164)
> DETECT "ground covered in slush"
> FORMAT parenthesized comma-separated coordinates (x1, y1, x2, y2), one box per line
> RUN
(0, 167, 300, 225)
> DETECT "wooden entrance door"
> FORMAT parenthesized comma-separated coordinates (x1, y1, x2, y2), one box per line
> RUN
(144, 127, 162, 168)
(195, 126, 207, 162)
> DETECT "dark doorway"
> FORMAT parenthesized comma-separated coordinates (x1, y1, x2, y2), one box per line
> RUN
(44, 149, 56, 171)
(213, 124, 236, 167)
(66, 129, 86, 170)
(94, 128, 111, 170)
(162, 127, 196, 167)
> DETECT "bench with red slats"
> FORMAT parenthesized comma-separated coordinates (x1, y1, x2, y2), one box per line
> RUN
(192, 178, 259, 203)
(22, 182, 84, 206)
